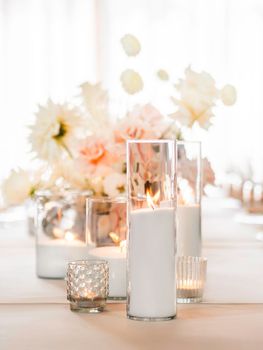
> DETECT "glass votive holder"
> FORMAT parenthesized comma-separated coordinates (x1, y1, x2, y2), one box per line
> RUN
(176, 256, 207, 303)
(86, 197, 127, 300)
(66, 260, 109, 313)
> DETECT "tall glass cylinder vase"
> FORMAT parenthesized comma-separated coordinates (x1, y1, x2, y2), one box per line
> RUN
(127, 140, 177, 321)
(177, 141, 201, 257)
(35, 189, 91, 279)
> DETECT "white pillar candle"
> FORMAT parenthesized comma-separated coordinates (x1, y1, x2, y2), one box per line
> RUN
(37, 238, 88, 279)
(89, 246, 126, 298)
(177, 205, 201, 257)
(128, 207, 176, 319)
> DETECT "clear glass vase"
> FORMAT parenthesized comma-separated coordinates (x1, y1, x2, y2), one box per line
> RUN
(126, 140, 177, 321)
(177, 141, 202, 257)
(86, 197, 127, 300)
(35, 189, 91, 279)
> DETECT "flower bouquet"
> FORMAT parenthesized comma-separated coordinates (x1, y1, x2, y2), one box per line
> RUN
(1, 34, 236, 208)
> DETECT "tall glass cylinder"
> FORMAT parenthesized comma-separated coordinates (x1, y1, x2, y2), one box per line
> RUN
(127, 140, 177, 321)
(177, 141, 201, 257)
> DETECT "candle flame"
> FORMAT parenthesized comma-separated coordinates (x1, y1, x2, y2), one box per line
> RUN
(178, 178, 194, 205)
(85, 291, 97, 299)
(146, 188, 160, 210)
(109, 232, 121, 245)
(120, 240, 127, 253)
(53, 227, 64, 239)
(65, 231, 75, 242)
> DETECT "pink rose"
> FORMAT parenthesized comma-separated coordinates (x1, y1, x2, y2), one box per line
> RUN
(114, 104, 167, 144)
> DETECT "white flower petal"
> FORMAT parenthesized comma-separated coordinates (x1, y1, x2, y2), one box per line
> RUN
(120, 69, 143, 95)
(121, 34, 141, 56)
(103, 173, 126, 197)
(80, 82, 109, 124)
(220, 84, 237, 106)
(1, 169, 32, 206)
(29, 100, 86, 163)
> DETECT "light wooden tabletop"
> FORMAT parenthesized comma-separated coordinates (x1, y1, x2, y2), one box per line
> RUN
(1, 197, 263, 349)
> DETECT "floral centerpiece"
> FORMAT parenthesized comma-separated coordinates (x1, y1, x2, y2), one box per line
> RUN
(1, 34, 236, 207)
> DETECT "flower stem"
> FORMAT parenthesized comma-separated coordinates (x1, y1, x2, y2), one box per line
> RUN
(61, 141, 73, 158)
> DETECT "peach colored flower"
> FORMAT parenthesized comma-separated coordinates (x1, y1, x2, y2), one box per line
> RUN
(114, 104, 167, 143)
(76, 134, 122, 180)
(79, 135, 117, 166)
(80, 141, 106, 165)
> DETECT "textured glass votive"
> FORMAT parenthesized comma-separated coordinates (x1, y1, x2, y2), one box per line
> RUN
(176, 256, 207, 303)
(67, 260, 109, 312)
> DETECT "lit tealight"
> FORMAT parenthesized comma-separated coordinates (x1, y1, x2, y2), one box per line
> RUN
(65, 231, 75, 242)
(109, 232, 121, 245)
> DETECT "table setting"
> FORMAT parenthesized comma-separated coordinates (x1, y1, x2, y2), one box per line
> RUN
(1, 29, 263, 350)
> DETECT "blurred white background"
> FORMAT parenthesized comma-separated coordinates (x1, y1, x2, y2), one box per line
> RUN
(0, 0, 263, 182)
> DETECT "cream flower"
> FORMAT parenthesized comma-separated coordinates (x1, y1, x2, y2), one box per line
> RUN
(170, 101, 213, 130)
(103, 173, 126, 197)
(157, 69, 169, 81)
(220, 84, 237, 106)
(29, 100, 86, 163)
(80, 82, 109, 125)
(170, 67, 218, 129)
(88, 177, 104, 195)
(1, 169, 36, 206)
(121, 34, 141, 56)
(162, 122, 182, 140)
(171, 67, 236, 130)
(50, 159, 89, 190)
(176, 67, 218, 102)
(120, 69, 143, 95)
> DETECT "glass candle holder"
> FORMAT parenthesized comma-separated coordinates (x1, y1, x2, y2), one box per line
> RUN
(127, 140, 177, 321)
(177, 141, 202, 257)
(86, 197, 127, 300)
(67, 260, 109, 312)
(35, 189, 91, 279)
(176, 256, 207, 303)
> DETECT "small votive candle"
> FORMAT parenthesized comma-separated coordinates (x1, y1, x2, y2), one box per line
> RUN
(66, 260, 109, 312)
(176, 256, 207, 303)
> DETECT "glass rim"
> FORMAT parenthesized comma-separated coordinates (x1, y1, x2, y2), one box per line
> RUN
(87, 196, 127, 204)
(34, 188, 92, 199)
(177, 140, 201, 145)
(177, 256, 207, 263)
(127, 139, 176, 145)
(68, 259, 109, 267)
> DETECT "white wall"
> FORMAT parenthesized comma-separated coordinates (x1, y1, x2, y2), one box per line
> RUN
(0, 0, 263, 182)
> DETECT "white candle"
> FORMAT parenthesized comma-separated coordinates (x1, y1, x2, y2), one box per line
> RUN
(37, 238, 88, 279)
(128, 207, 176, 319)
(89, 246, 126, 298)
(177, 205, 201, 257)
